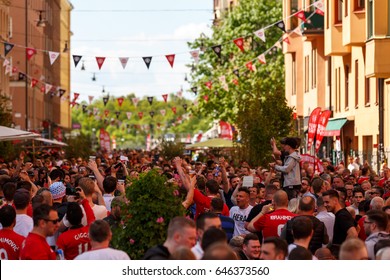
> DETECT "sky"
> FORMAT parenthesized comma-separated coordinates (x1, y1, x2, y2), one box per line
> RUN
(70, 0, 213, 103)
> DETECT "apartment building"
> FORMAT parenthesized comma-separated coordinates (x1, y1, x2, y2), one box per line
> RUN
(283, 0, 390, 169)
(213, 0, 239, 25)
(0, 1, 11, 99)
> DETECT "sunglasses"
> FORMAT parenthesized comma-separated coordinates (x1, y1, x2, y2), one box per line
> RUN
(43, 218, 59, 224)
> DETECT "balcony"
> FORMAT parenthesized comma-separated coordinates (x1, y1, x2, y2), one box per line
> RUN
(365, 38, 390, 78)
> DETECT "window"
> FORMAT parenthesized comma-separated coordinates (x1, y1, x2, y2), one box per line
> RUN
(345, 0, 349, 17)
(305, 56, 309, 92)
(326, 0, 329, 29)
(345, 65, 350, 109)
(292, 53, 296, 95)
(365, 78, 370, 105)
(311, 49, 317, 89)
(355, 0, 365, 11)
(355, 60, 359, 108)
(367, 0, 373, 38)
(335, 0, 343, 23)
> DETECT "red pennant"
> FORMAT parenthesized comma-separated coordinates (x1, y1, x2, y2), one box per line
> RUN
(96, 57, 106, 70)
(157, 123, 161, 128)
(117, 97, 124, 107)
(233, 37, 245, 52)
(73, 93, 80, 101)
(233, 79, 239, 86)
(203, 95, 209, 102)
(283, 36, 290, 45)
(104, 110, 109, 117)
(295, 10, 307, 22)
(165, 54, 175, 68)
(40, 85, 45, 93)
(162, 94, 168, 102)
(70, 101, 77, 108)
(205, 81, 212, 90)
(31, 78, 38, 88)
(12, 66, 18, 73)
(315, 9, 324, 16)
(171, 107, 177, 114)
(26, 48, 37, 60)
(138, 112, 143, 119)
(245, 61, 254, 72)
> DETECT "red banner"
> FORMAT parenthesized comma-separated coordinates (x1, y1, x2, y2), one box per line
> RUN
(300, 154, 324, 174)
(315, 110, 332, 153)
(219, 121, 233, 140)
(99, 128, 111, 152)
(307, 107, 322, 152)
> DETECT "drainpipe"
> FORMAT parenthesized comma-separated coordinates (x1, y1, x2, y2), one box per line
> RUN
(378, 78, 385, 169)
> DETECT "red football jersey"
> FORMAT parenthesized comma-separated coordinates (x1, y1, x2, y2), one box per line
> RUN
(253, 208, 297, 240)
(0, 229, 25, 260)
(193, 189, 229, 219)
(20, 232, 56, 260)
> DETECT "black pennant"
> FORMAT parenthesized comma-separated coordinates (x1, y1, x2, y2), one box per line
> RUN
(115, 111, 120, 119)
(59, 89, 66, 98)
(50, 92, 55, 99)
(18, 73, 26, 81)
(275, 20, 286, 32)
(4, 43, 14, 56)
(182, 104, 188, 111)
(82, 104, 87, 113)
(142, 57, 152, 69)
(233, 69, 240, 78)
(147, 96, 153, 105)
(72, 55, 82, 67)
(212, 45, 222, 58)
(191, 87, 198, 95)
(103, 96, 109, 106)
(149, 111, 155, 118)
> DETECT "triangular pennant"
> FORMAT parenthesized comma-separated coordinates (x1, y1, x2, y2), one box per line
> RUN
(142, 57, 152, 69)
(72, 55, 82, 67)
(183, 104, 188, 111)
(48, 51, 60, 65)
(162, 94, 168, 103)
(59, 89, 66, 98)
(171, 107, 177, 114)
(45, 84, 52, 94)
(191, 87, 198, 95)
(18, 73, 26, 81)
(313, 0, 325, 12)
(254, 29, 266, 42)
(283, 36, 291, 45)
(165, 54, 175, 68)
(126, 112, 132, 119)
(3, 59, 10, 67)
(118, 57, 129, 69)
(147, 96, 153, 106)
(88, 95, 94, 104)
(115, 111, 120, 119)
(214, 91, 219, 96)
(73, 93, 80, 101)
(149, 111, 155, 118)
(40, 85, 45, 93)
(103, 96, 109, 106)
(232, 79, 239, 86)
(193, 100, 199, 107)
(104, 110, 109, 117)
(258, 54, 266, 64)
(275, 20, 286, 33)
(233, 69, 240, 77)
(295, 10, 307, 22)
(177, 90, 183, 99)
(96, 57, 106, 70)
(293, 27, 302, 36)
(31, 78, 38, 88)
(82, 104, 88, 113)
(93, 108, 99, 115)
(117, 97, 124, 107)
(50, 92, 56, 98)
(233, 37, 245, 52)
(138, 112, 143, 119)
(26, 48, 37, 60)
(190, 50, 200, 63)
(132, 97, 139, 106)
(4, 43, 14, 56)
(70, 101, 77, 108)
(5, 65, 12, 75)
(212, 45, 222, 58)
(205, 81, 212, 90)
(160, 109, 166, 116)
(245, 61, 255, 72)
(315, 8, 325, 16)
(219, 76, 226, 83)
(12, 66, 18, 74)
(203, 95, 209, 102)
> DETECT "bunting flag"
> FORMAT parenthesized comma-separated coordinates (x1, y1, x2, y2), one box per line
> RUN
(219, 75, 226, 84)
(254, 28, 266, 42)
(275, 20, 286, 33)
(132, 97, 139, 106)
(5, 65, 12, 75)
(45, 84, 52, 94)
(82, 104, 87, 114)
(70, 101, 77, 108)
(176, 90, 183, 99)
(88, 95, 94, 104)
(59, 89, 66, 98)
(157, 123, 161, 129)
(183, 104, 188, 111)
(50, 92, 56, 98)
(160, 109, 166, 116)
(73, 93, 80, 101)
(48, 51, 60, 65)
(193, 100, 199, 107)
(314, 110, 331, 153)
(313, 0, 325, 12)
(245, 61, 255, 72)
(4, 43, 14, 56)
(147, 96, 153, 105)
(191, 87, 198, 95)
(162, 94, 168, 103)
(119, 57, 129, 69)
(205, 81, 212, 90)
(283, 36, 291, 45)
(142, 57, 152, 69)
(203, 95, 209, 102)
(295, 10, 307, 22)
(103, 96, 109, 106)
(171, 107, 177, 114)
(307, 107, 322, 152)
(315, 7, 324, 16)
(3, 59, 10, 67)
(126, 112, 132, 119)
(96, 57, 106, 70)
(93, 108, 99, 115)
(12, 66, 18, 74)
(31, 78, 38, 88)
(26, 48, 37, 60)
(165, 54, 175, 68)
(293, 27, 302, 36)
(18, 73, 26, 81)
(40, 85, 45, 93)
(117, 97, 124, 107)
(233, 79, 239, 86)
(138, 112, 143, 119)
(72, 55, 82, 67)
(149, 111, 155, 118)
(115, 111, 120, 119)
(104, 110, 109, 117)
(233, 69, 240, 78)
(233, 38, 245, 52)
(258, 54, 266, 64)
(190, 50, 200, 63)
(212, 45, 222, 58)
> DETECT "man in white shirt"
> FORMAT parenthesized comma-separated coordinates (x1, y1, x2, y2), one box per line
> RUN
(79, 178, 107, 220)
(230, 187, 253, 237)
(13, 189, 33, 237)
(315, 196, 335, 244)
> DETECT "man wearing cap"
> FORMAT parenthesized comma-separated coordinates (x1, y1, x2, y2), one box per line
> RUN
(49, 181, 68, 220)
(270, 137, 301, 200)
(13, 188, 33, 237)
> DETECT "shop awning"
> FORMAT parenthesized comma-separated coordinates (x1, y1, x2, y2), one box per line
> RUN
(323, 118, 347, 136)
(35, 137, 68, 146)
(0, 126, 40, 141)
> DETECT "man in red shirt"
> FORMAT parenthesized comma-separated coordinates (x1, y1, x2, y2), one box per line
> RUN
(247, 190, 296, 241)
(0, 205, 25, 260)
(20, 204, 59, 260)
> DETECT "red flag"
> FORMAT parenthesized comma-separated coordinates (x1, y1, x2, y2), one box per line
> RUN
(315, 9, 324, 16)
(171, 107, 177, 114)
(40, 85, 45, 93)
(205, 81, 212, 90)
(283, 36, 291, 45)
(117, 97, 124, 107)
(232, 79, 239, 86)
(307, 107, 322, 152)
(31, 78, 38, 88)
(104, 110, 109, 117)
(138, 112, 143, 119)
(96, 57, 106, 70)
(315, 110, 332, 153)
(26, 48, 37, 60)
(73, 93, 80, 101)
(165, 54, 175, 68)
(245, 61, 254, 72)
(295, 10, 307, 22)
(162, 94, 168, 102)
(233, 37, 245, 52)
(203, 95, 209, 102)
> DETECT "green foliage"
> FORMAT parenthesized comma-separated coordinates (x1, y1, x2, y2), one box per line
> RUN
(0, 95, 17, 160)
(159, 140, 185, 160)
(111, 170, 185, 259)
(63, 133, 93, 159)
(188, 0, 293, 166)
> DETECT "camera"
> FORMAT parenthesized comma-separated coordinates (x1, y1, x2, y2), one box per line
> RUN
(66, 187, 80, 199)
(114, 162, 122, 169)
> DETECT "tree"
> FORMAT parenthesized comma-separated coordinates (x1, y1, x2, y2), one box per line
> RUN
(0, 95, 17, 161)
(188, 0, 293, 166)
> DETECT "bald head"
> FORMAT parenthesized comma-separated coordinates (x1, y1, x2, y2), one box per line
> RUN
(370, 197, 384, 210)
(376, 247, 390, 260)
(273, 190, 288, 208)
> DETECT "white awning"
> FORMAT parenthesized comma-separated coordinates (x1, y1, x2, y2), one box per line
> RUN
(0, 126, 40, 141)
(35, 137, 68, 146)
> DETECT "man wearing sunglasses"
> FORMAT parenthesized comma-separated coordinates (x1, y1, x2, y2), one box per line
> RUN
(20, 204, 59, 260)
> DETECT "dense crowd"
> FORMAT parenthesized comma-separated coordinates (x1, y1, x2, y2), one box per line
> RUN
(0, 136, 390, 260)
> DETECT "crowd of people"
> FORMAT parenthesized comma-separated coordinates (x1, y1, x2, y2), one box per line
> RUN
(0, 136, 390, 260)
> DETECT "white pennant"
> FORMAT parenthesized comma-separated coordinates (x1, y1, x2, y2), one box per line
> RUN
(190, 50, 200, 63)
(313, 0, 324, 11)
(126, 112, 132, 119)
(254, 28, 266, 42)
(48, 51, 60, 65)
(119, 57, 129, 69)
(177, 90, 183, 99)
(3, 59, 10, 67)
(5, 65, 12, 75)
(293, 27, 302, 36)
(160, 109, 166, 116)
(258, 54, 266, 64)
(274, 41, 282, 49)
(45, 84, 52, 94)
